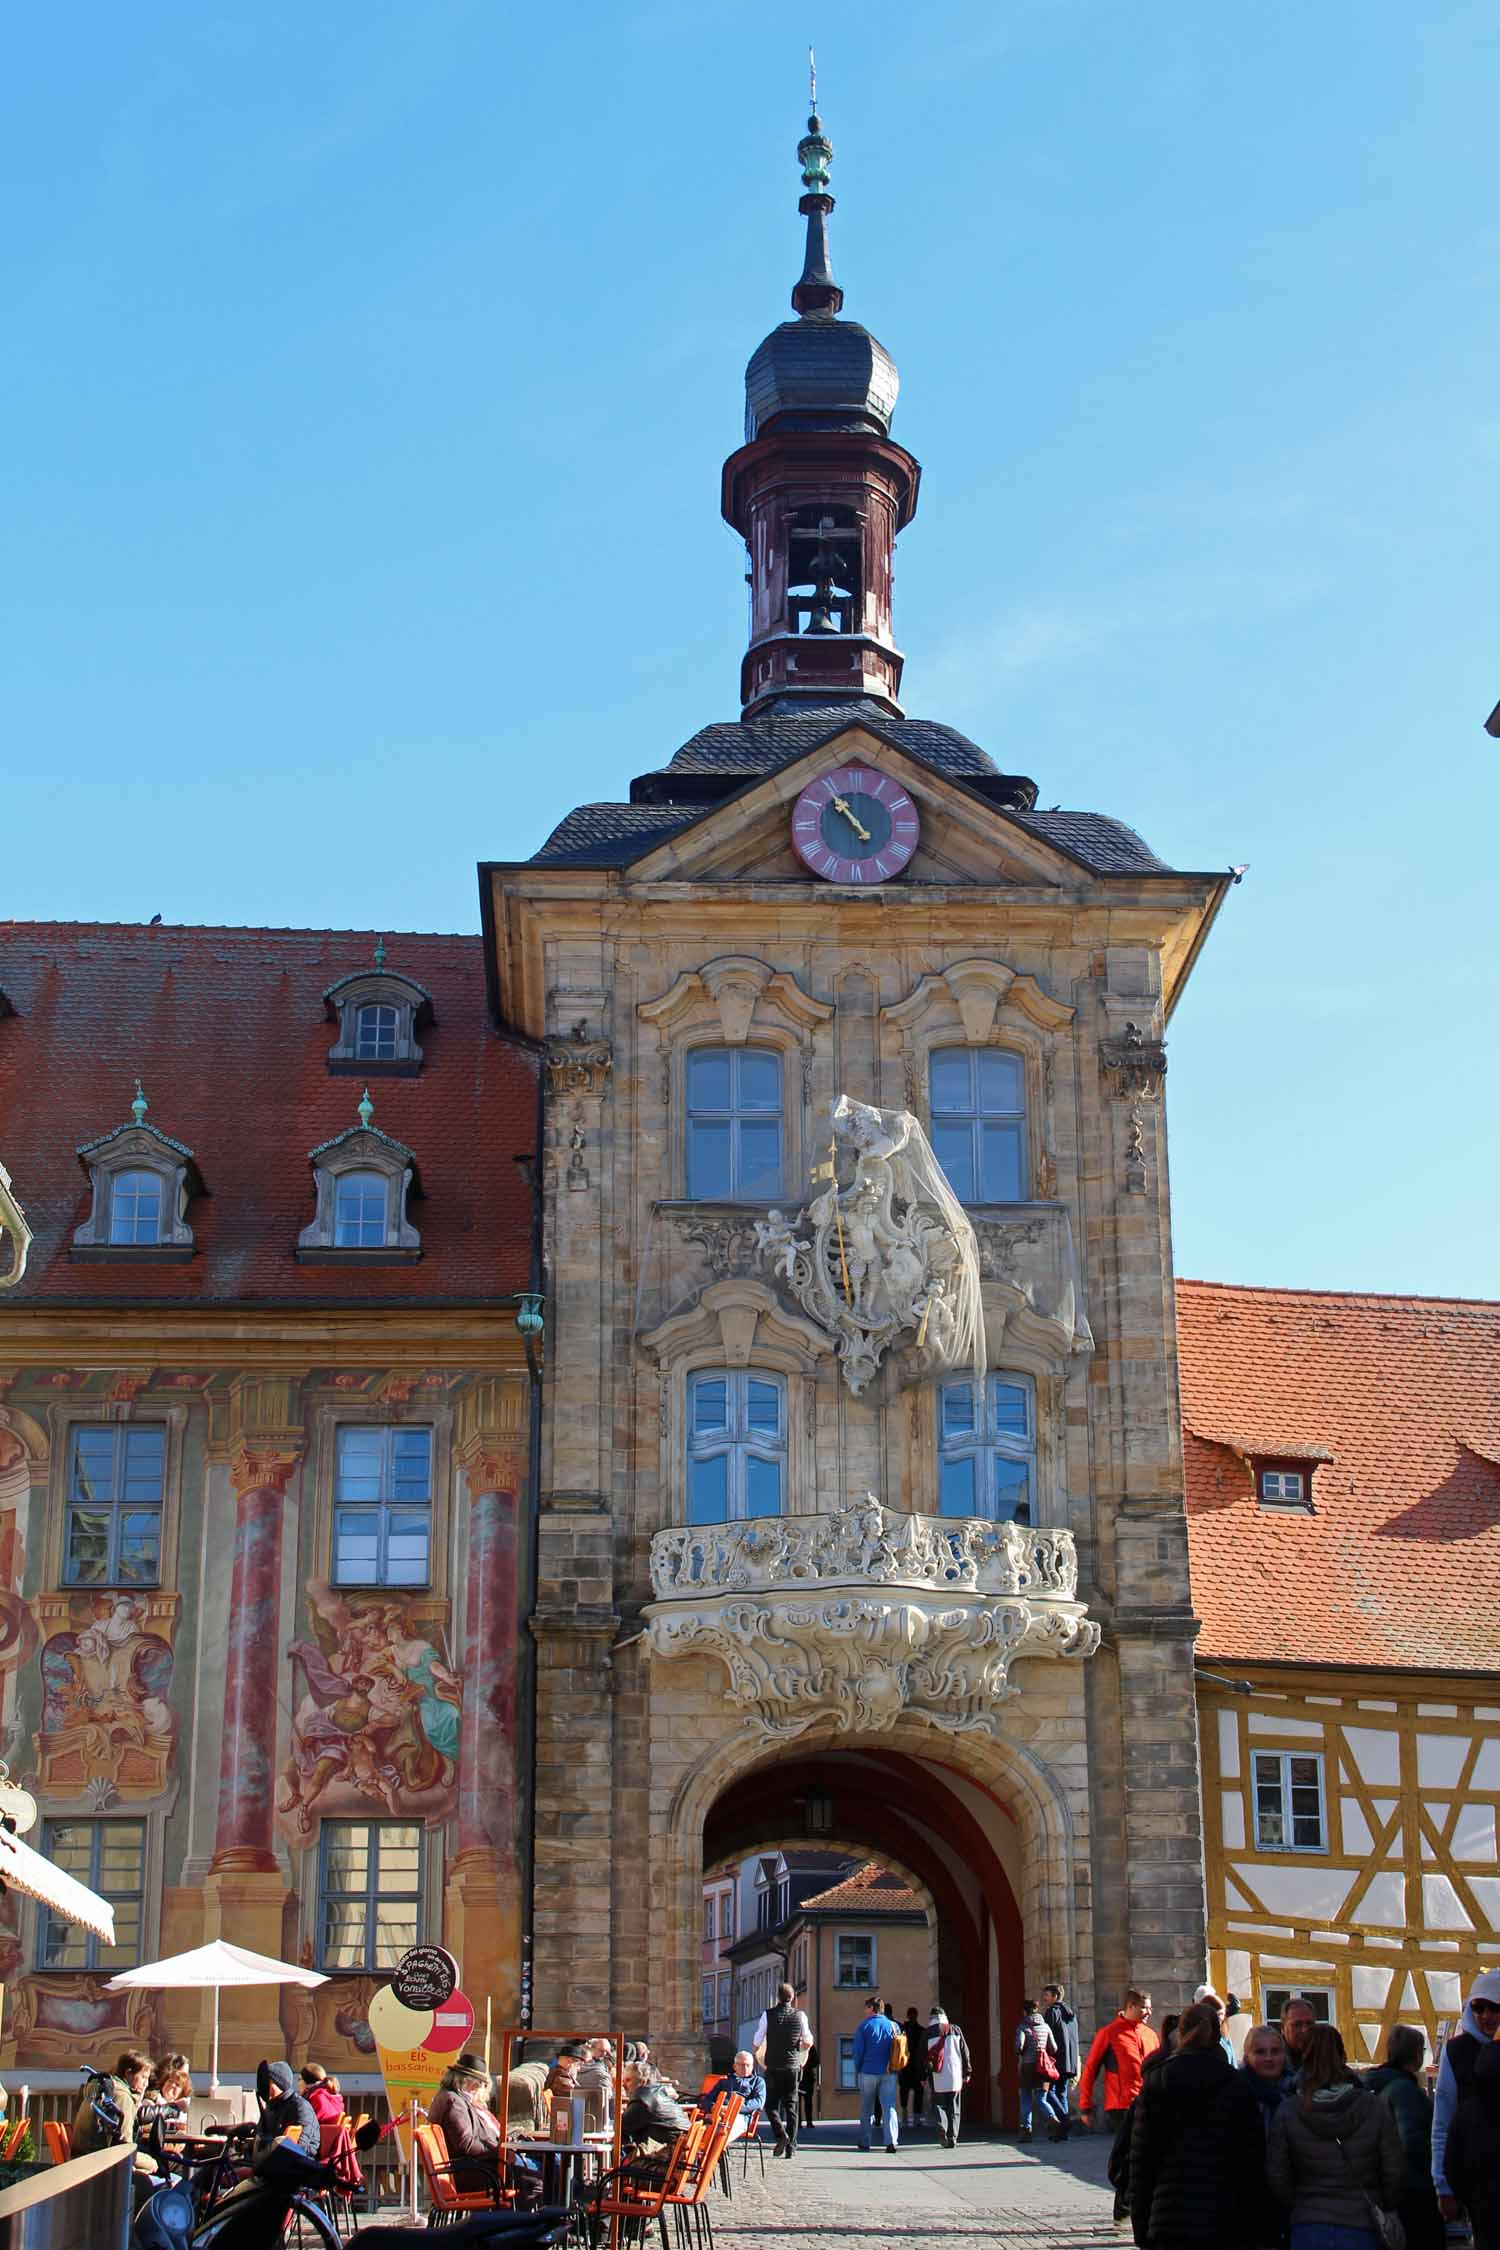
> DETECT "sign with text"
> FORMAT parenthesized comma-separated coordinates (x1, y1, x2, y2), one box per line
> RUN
(369, 1946, 476, 2157)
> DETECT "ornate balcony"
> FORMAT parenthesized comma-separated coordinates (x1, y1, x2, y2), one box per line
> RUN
(644, 1491, 1099, 1742)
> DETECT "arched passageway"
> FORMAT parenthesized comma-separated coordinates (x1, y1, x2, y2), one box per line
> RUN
(703, 1745, 1028, 2123)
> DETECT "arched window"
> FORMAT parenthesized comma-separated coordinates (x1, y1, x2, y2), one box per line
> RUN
(929, 1048, 1027, 1203)
(334, 1171, 389, 1248)
(109, 1169, 164, 1245)
(938, 1375, 1035, 1523)
(687, 1370, 786, 1522)
(355, 1004, 400, 1062)
(686, 1049, 783, 1199)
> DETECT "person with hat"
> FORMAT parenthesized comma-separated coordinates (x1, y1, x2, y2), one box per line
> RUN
(1434, 1967, 1500, 2225)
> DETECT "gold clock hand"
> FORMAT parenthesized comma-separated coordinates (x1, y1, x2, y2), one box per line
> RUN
(830, 795, 872, 843)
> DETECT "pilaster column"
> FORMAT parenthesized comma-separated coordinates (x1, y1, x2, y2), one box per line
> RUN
(447, 1376, 528, 2018)
(211, 1440, 300, 1872)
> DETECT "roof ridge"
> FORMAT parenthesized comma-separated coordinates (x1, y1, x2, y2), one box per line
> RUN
(0, 921, 479, 943)
(1178, 1277, 1500, 1313)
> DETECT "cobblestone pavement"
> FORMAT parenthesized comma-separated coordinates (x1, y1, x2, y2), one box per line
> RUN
(709, 2119, 1122, 2247)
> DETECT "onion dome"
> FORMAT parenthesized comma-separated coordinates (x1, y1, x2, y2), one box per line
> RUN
(743, 104, 900, 442)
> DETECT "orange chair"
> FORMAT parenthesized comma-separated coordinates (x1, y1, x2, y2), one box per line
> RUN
(414, 2119, 512, 2226)
(0, 2119, 27, 2160)
(591, 2112, 706, 2250)
(671, 2093, 742, 2249)
(44, 2121, 71, 2166)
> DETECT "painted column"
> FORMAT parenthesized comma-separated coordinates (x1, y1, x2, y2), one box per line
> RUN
(210, 1444, 299, 1874)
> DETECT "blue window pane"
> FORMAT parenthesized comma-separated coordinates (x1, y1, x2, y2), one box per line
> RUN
(745, 1457, 782, 1517)
(746, 1381, 780, 1435)
(991, 1381, 1029, 1437)
(334, 1512, 380, 1582)
(737, 1122, 782, 1197)
(977, 1051, 1024, 1113)
(941, 1383, 976, 1438)
(939, 1457, 977, 1518)
(691, 1378, 729, 1435)
(111, 1170, 163, 1244)
(335, 1172, 388, 1247)
(356, 1005, 399, 1060)
(736, 1053, 782, 1110)
(993, 1458, 1030, 1524)
(688, 1454, 729, 1524)
(932, 1122, 976, 1203)
(687, 1121, 732, 1200)
(929, 1052, 973, 1112)
(385, 1513, 430, 1583)
(73, 1431, 117, 1501)
(687, 1052, 732, 1111)
(980, 1123, 1023, 1203)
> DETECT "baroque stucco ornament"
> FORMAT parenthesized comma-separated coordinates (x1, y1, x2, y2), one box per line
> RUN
(645, 1490, 1099, 1741)
(754, 1097, 984, 1395)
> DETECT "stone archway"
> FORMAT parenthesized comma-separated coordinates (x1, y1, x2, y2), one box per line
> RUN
(652, 1711, 1089, 2126)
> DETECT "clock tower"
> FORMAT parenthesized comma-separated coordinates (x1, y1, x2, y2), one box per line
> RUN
(723, 110, 920, 719)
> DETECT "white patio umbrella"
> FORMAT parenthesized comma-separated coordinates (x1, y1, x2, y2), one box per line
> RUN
(106, 1939, 327, 2090)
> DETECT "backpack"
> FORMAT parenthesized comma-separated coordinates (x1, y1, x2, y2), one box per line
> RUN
(889, 2029, 909, 2073)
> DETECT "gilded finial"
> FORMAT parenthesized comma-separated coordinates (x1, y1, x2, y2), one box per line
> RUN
(374, 935, 387, 970)
(131, 1080, 148, 1127)
(357, 1087, 374, 1130)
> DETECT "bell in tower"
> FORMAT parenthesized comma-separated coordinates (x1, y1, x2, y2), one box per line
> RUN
(721, 101, 921, 719)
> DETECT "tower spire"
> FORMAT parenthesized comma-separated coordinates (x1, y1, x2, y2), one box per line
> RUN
(792, 73, 843, 317)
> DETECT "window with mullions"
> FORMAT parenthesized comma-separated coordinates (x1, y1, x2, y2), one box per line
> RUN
(318, 1821, 423, 1970)
(109, 1169, 164, 1244)
(334, 1171, 389, 1247)
(1253, 1751, 1327, 1852)
(687, 1372, 786, 1524)
(355, 1004, 400, 1062)
(938, 1377, 1034, 1524)
(40, 1820, 146, 1970)
(929, 1048, 1028, 1204)
(333, 1427, 433, 1585)
(64, 1426, 165, 1586)
(837, 2036, 857, 2091)
(835, 1933, 876, 1987)
(686, 1049, 783, 1200)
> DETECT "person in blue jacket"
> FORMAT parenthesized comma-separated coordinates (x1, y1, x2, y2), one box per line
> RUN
(852, 1996, 900, 2154)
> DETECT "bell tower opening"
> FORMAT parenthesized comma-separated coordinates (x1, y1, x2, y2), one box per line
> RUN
(788, 507, 860, 637)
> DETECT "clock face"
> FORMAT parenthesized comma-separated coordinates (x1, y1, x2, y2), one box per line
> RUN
(790, 765, 921, 884)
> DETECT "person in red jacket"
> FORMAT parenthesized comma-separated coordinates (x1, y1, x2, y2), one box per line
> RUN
(1076, 1990, 1159, 2128)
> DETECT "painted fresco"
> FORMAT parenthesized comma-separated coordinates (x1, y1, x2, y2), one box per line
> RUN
(277, 1579, 459, 1839)
(36, 1590, 178, 1801)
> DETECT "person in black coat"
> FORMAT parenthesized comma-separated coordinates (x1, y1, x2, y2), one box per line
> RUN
(1129, 2002, 1263, 2250)
(1447, 2035, 1500, 2249)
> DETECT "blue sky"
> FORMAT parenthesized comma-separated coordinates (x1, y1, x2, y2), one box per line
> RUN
(4, 1, 1496, 1296)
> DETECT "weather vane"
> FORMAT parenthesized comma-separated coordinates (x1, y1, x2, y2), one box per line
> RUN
(809, 45, 817, 112)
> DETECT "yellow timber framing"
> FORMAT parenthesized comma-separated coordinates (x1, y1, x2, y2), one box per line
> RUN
(1198, 1661, 1500, 2060)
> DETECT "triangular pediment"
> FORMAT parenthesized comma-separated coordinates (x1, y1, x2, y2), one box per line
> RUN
(625, 726, 1079, 890)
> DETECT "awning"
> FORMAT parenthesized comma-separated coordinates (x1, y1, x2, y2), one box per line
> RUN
(0, 1825, 115, 1943)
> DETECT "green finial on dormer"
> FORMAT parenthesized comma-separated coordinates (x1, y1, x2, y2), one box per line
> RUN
(357, 1086, 374, 1130)
(374, 935, 387, 970)
(131, 1080, 148, 1127)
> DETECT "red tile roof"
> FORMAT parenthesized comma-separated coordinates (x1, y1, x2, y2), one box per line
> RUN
(0, 923, 537, 1305)
(796, 1862, 925, 1916)
(1178, 1279, 1500, 1674)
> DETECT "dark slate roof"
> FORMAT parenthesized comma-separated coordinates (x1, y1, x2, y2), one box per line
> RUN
(660, 703, 997, 780)
(744, 315, 899, 443)
(525, 704, 1181, 876)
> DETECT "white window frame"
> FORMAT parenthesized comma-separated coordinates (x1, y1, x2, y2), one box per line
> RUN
(354, 1003, 401, 1063)
(685, 1047, 785, 1201)
(928, 1046, 1029, 1205)
(1258, 1467, 1309, 1507)
(39, 1818, 147, 1971)
(834, 1932, 877, 1988)
(1253, 1749, 1328, 1853)
(1262, 1985, 1335, 2027)
(837, 2037, 857, 2091)
(317, 1819, 425, 1971)
(110, 1168, 165, 1245)
(937, 1374, 1035, 1523)
(687, 1370, 787, 1523)
(332, 1424, 434, 1587)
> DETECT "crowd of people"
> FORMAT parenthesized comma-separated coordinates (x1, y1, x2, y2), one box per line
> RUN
(1059, 1968, 1500, 2250)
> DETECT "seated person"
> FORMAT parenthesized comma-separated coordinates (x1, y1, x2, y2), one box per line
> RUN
(703, 2050, 765, 2136)
(299, 2065, 344, 2127)
(576, 2037, 615, 2127)
(506, 2054, 551, 2134)
(545, 2047, 583, 2100)
(254, 2061, 321, 2152)
(621, 2063, 691, 2155)
(71, 2050, 157, 2177)
(137, 2052, 193, 2141)
(430, 2053, 540, 2206)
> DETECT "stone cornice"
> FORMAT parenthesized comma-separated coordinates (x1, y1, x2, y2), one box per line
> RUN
(0, 1307, 529, 1369)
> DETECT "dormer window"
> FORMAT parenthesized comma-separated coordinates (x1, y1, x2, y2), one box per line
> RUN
(298, 1091, 421, 1264)
(323, 948, 431, 1076)
(1257, 1463, 1311, 1509)
(73, 1084, 201, 1262)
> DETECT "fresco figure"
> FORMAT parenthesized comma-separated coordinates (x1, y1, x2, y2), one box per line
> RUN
(38, 1593, 175, 1794)
(278, 1580, 459, 1835)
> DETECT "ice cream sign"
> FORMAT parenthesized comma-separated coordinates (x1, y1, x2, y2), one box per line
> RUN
(369, 1944, 477, 2142)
